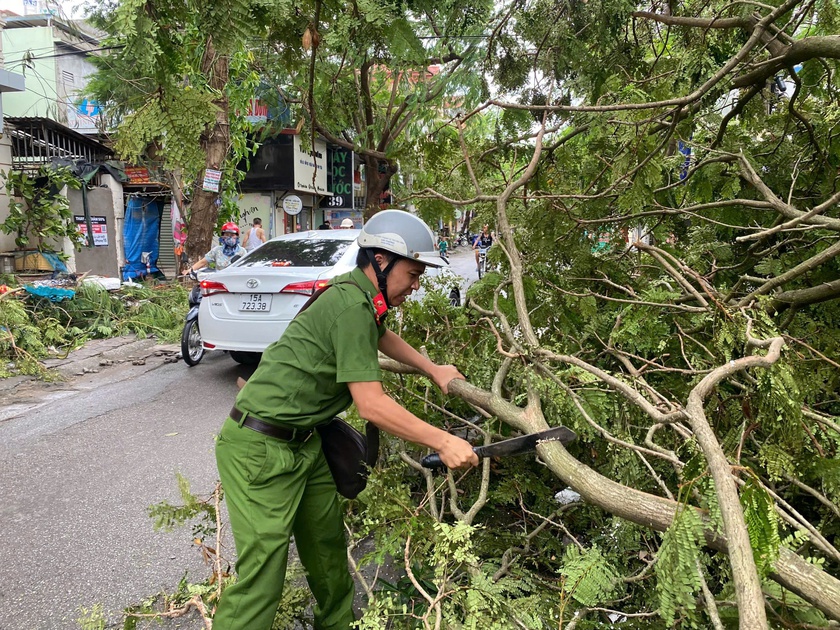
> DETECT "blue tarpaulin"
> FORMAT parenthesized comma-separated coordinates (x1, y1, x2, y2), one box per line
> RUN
(24, 285, 75, 301)
(41, 251, 68, 274)
(122, 196, 162, 280)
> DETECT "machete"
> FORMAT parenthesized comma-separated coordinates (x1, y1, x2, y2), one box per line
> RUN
(420, 426, 577, 469)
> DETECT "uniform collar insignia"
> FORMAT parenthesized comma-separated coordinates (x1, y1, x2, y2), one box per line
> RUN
(372, 292, 388, 324)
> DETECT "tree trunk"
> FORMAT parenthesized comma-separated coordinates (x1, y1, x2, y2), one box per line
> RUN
(184, 39, 230, 262)
(362, 156, 397, 219)
(684, 398, 768, 628)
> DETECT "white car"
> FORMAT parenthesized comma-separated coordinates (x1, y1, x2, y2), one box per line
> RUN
(196, 229, 360, 364)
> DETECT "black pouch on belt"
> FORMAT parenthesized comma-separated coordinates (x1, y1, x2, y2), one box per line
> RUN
(317, 418, 380, 499)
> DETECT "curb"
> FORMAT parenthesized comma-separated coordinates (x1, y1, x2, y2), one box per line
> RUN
(41, 336, 178, 378)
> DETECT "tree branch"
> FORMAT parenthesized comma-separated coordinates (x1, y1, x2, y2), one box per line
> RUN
(736, 238, 840, 307)
(732, 36, 840, 88)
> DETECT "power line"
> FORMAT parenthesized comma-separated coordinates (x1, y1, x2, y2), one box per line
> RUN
(21, 44, 124, 61)
(2, 44, 125, 71)
(417, 35, 490, 39)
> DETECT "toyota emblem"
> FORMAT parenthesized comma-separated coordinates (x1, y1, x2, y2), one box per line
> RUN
(246, 278, 260, 289)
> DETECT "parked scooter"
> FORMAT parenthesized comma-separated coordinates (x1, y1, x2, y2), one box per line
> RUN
(181, 269, 207, 367)
(180, 256, 242, 367)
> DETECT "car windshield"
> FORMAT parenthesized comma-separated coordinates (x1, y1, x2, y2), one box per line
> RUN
(237, 238, 353, 268)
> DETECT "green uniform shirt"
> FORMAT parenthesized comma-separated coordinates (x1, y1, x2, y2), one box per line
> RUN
(234, 267, 386, 429)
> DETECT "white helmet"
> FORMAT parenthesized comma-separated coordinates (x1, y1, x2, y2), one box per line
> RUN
(358, 209, 446, 268)
(340, 218, 354, 228)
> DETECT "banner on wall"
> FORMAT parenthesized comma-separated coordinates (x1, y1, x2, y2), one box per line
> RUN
(236, 193, 273, 238)
(74, 215, 108, 247)
(293, 136, 329, 195)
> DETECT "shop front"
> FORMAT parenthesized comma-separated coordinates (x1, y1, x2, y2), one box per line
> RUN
(237, 132, 335, 235)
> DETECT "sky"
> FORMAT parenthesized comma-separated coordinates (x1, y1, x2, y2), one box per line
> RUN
(0, 0, 90, 20)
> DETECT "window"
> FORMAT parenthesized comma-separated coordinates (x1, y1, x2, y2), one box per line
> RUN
(239, 239, 353, 268)
(62, 71, 74, 86)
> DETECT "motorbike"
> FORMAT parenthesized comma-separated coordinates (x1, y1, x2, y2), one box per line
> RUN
(181, 269, 207, 367)
(477, 246, 489, 279)
(180, 256, 243, 367)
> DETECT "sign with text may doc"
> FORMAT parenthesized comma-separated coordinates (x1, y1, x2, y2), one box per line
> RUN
(321, 147, 354, 209)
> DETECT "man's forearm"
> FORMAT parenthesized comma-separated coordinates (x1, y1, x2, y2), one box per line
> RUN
(378, 330, 436, 375)
(359, 390, 450, 450)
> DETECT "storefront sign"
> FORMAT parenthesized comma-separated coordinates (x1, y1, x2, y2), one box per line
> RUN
(321, 147, 353, 209)
(202, 168, 222, 193)
(74, 215, 108, 247)
(244, 98, 269, 124)
(125, 166, 151, 184)
(282, 195, 303, 216)
(293, 136, 329, 194)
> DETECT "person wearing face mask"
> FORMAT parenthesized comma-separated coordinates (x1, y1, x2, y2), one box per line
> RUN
(190, 222, 247, 272)
(212, 210, 478, 630)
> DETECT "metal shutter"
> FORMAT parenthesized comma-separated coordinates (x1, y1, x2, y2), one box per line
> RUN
(157, 202, 177, 278)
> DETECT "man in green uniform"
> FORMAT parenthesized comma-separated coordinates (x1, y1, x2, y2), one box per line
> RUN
(213, 210, 479, 630)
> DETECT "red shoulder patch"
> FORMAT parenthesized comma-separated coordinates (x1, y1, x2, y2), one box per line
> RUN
(372, 292, 388, 323)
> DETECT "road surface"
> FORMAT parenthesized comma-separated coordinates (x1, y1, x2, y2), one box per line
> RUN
(0, 245, 480, 629)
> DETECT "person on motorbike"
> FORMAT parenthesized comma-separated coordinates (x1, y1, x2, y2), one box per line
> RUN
(212, 210, 478, 630)
(190, 222, 247, 272)
(473, 224, 493, 272)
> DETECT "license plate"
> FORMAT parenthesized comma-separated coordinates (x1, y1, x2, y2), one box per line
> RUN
(239, 294, 272, 311)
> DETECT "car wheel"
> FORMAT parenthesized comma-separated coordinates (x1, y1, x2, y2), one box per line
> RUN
(229, 351, 262, 365)
(181, 319, 205, 366)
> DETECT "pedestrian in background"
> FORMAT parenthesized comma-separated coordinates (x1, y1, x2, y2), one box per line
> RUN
(242, 218, 266, 252)
(438, 235, 449, 261)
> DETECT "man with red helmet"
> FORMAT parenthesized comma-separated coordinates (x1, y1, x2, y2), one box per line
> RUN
(191, 222, 247, 272)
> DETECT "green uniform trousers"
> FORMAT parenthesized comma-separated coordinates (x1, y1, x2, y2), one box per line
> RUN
(213, 417, 355, 630)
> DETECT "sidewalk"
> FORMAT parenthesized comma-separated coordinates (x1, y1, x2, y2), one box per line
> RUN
(0, 335, 180, 400)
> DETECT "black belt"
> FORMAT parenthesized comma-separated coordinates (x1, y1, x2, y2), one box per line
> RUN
(229, 406, 312, 442)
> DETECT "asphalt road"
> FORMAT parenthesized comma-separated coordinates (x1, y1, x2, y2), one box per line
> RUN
(0, 350, 254, 630)
(0, 245, 479, 630)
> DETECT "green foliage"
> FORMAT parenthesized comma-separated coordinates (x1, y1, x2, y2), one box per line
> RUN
(0, 167, 82, 252)
(741, 477, 781, 577)
(0, 282, 187, 377)
(0, 296, 52, 376)
(115, 90, 218, 173)
(271, 562, 312, 630)
(655, 507, 704, 625)
(76, 604, 106, 630)
(148, 473, 219, 541)
(559, 544, 620, 606)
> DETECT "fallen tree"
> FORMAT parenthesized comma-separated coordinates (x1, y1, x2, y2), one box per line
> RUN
(392, 2, 839, 624)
